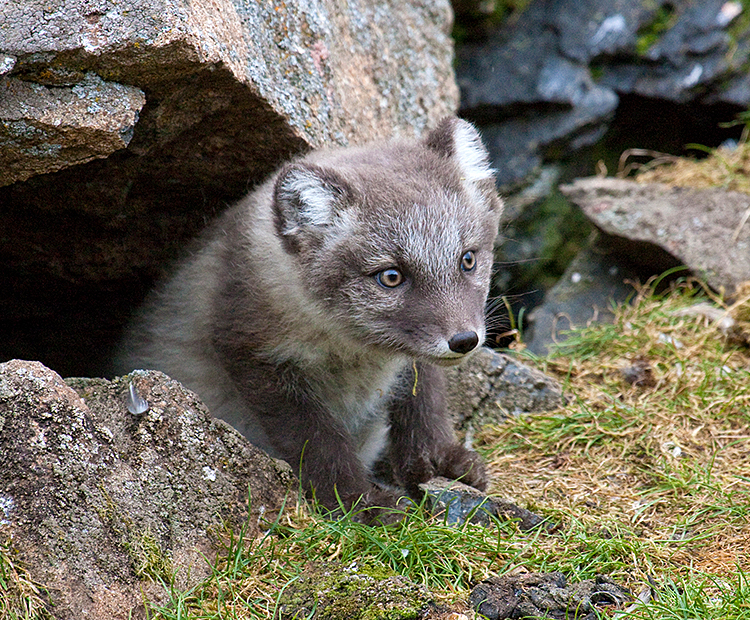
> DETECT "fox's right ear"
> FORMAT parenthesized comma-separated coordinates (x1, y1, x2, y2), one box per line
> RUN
(273, 163, 352, 252)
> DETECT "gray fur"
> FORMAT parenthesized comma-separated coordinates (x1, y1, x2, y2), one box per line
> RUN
(115, 117, 502, 518)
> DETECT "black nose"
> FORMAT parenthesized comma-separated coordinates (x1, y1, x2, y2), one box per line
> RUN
(448, 331, 479, 354)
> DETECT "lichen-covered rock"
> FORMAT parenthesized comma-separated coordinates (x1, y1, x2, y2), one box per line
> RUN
(445, 347, 565, 429)
(1, 1, 457, 160)
(0, 73, 145, 185)
(0, 360, 295, 620)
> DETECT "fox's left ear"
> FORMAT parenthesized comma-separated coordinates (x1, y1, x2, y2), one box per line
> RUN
(425, 117, 495, 184)
(425, 117, 501, 213)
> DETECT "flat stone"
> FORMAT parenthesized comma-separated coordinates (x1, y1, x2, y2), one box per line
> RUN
(420, 477, 548, 531)
(0, 73, 145, 185)
(561, 177, 750, 296)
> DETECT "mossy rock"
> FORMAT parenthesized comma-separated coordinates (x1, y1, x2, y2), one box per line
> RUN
(277, 562, 434, 620)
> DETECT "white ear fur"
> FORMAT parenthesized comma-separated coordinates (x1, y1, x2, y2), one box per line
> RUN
(275, 165, 340, 236)
(451, 119, 495, 183)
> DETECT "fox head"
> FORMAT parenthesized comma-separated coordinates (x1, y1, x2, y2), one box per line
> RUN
(271, 117, 502, 365)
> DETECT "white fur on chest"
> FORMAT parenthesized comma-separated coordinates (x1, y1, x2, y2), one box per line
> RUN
(322, 355, 407, 470)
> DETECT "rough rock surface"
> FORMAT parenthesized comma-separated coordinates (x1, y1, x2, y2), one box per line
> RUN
(456, 0, 750, 188)
(0, 360, 295, 620)
(0, 0, 458, 377)
(1, 1, 457, 181)
(561, 177, 750, 296)
(444, 347, 565, 429)
(470, 571, 632, 620)
(0, 73, 145, 185)
(456, 2, 618, 187)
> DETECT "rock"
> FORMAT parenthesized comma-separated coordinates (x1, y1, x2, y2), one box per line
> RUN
(597, 0, 742, 104)
(420, 477, 548, 531)
(548, 0, 747, 106)
(550, 0, 654, 64)
(2, 1, 456, 161)
(277, 562, 434, 620)
(445, 347, 565, 429)
(456, 3, 618, 187)
(524, 235, 644, 356)
(0, 73, 145, 185)
(0, 360, 295, 620)
(0, 1, 458, 377)
(561, 177, 750, 296)
(469, 571, 632, 620)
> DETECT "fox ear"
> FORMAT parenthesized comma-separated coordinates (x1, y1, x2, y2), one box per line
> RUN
(273, 163, 351, 249)
(425, 117, 495, 184)
(426, 118, 501, 216)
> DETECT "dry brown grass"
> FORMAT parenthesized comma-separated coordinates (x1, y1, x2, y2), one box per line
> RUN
(480, 279, 750, 585)
(618, 129, 750, 195)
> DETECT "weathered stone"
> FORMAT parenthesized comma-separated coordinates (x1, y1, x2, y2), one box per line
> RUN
(420, 477, 548, 531)
(561, 177, 750, 296)
(0, 0, 458, 377)
(0, 73, 145, 185)
(445, 347, 565, 429)
(456, 2, 617, 187)
(0, 360, 295, 620)
(597, 0, 742, 104)
(550, 0, 653, 63)
(1, 1, 456, 155)
(470, 571, 631, 620)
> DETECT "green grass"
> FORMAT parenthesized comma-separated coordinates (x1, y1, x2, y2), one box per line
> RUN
(150, 502, 526, 619)
(0, 540, 53, 620)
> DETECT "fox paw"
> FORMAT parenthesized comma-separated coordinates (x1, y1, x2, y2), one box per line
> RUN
(436, 444, 488, 491)
(396, 443, 488, 495)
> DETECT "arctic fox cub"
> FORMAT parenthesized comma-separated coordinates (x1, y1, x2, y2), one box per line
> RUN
(116, 117, 502, 515)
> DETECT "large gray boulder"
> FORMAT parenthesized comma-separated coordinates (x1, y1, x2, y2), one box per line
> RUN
(1, 0, 457, 187)
(0, 360, 295, 620)
(0, 0, 459, 377)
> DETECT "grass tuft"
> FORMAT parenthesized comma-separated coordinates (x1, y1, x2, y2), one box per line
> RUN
(0, 540, 53, 620)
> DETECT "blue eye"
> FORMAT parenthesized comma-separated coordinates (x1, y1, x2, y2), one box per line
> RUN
(461, 251, 476, 272)
(376, 268, 404, 288)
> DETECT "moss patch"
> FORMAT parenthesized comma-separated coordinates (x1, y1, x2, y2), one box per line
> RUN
(276, 562, 432, 620)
